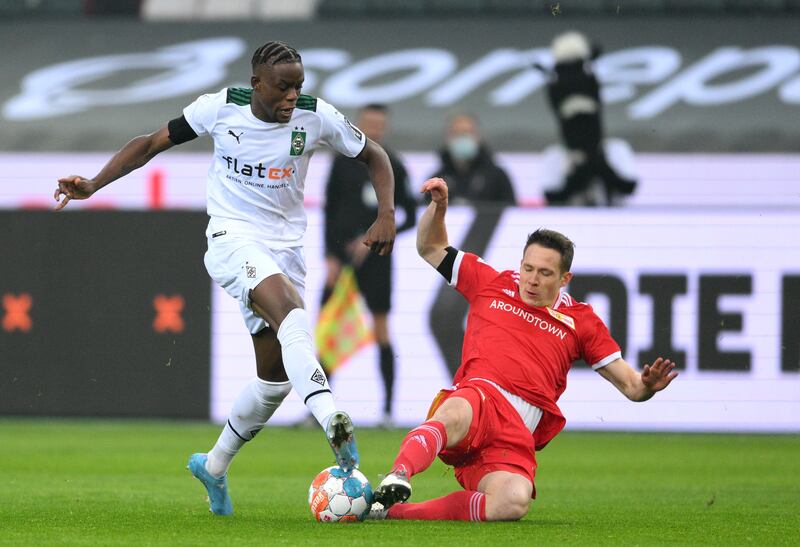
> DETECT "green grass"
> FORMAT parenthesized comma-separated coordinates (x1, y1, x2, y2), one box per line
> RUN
(1, 419, 798, 546)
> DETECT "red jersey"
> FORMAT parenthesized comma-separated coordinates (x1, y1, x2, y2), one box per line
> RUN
(450, 251, 621, 449)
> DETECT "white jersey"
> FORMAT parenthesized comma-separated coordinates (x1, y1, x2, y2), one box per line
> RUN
(183, 88, 367, 245)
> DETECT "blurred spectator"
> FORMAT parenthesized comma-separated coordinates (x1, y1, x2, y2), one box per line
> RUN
(430, 113, 516, 205)
(321, 104, 417, 428)
(539, 31, 637, 206)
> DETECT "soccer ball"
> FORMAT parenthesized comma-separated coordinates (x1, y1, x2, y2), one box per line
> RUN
(308, 466, 373, 522)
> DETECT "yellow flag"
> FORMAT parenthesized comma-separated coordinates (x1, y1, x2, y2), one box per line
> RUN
(315, 266, 373, 373)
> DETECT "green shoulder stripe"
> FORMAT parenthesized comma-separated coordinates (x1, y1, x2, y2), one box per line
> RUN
(296, 94, 317, 112)
(226, 87, 252, 106)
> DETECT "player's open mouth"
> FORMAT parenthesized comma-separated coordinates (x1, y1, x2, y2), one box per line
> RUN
(279, 107, 294, 117)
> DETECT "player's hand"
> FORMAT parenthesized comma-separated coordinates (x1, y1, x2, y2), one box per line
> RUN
(347, 236, 371, 267)
(641, 357, 678, 393)
(54, 176, 98, 210)
(363, 211, 396, 256)
(421, 177, 448, 206)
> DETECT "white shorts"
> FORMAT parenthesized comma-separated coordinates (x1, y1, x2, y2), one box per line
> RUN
(204, 234, 306, 334)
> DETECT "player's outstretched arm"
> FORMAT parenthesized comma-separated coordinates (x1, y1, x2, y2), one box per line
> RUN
(356, 138, 396, 256)
(417, 177, 450, 269)
(54, 126, 174, 210)
(597, 357, 678, 402)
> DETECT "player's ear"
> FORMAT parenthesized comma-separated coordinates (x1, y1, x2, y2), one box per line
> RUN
(251, 75, 260, 89)
(560, 271, 573, 287)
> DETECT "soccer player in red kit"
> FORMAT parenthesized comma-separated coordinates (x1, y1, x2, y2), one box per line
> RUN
(369, 177, 678, 522)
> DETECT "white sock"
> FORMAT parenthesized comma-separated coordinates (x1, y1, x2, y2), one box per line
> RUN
(205, 378, 292, 478)
(276, 308, 338, 427)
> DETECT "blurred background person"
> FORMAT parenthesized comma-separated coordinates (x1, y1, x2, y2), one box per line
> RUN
(537, 31, 637, 206)
(430, 113, 516, 205)
(321, 104, 418, 428)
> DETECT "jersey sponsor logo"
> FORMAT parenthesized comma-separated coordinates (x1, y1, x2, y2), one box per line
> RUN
(546, 307, 576, 330)
(290, 129, 306, 156)
(221, 156, 294, 180)
(488, 298, 567, 340)
(270, 168, 293, 179)
(227, 129, 243, 143)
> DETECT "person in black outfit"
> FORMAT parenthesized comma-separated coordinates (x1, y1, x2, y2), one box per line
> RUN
(431, 113, 516, 205)
(538, 31, 637, 206)
(322, 104, 417, 428)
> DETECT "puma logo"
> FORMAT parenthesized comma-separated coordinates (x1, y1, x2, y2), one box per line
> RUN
(228, 129, 243, 143)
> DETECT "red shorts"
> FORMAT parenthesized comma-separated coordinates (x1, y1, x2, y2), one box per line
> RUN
(428, 379, 538, 498)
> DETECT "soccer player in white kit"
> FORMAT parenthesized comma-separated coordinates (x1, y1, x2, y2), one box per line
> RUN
(53, 41, 397, 516)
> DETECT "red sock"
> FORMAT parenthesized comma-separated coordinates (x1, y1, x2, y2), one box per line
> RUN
(387, 490, 486, 521)
(391, 421, 447, 477)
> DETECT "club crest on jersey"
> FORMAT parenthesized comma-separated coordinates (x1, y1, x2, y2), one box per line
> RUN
(290, 129, 306, 156)
(547, 307, 576, 330)
(310, 369, 326, 386)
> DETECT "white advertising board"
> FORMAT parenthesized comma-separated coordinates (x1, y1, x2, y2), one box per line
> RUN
(4, 152, 797, 432)
(2, 151, 800, 209)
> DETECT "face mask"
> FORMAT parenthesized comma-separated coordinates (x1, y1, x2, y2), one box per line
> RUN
(448, 135, 478, 161)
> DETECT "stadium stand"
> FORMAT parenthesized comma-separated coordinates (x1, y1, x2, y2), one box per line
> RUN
(3, 0, 799, 18)
(0, 0, 83, 16)
(141, 0, 318, 20)
(317, 0, 800, 18)
(0, 0, 140, 16)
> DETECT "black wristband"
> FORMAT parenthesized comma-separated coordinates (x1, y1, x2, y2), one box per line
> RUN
(436, 246, 459, 283)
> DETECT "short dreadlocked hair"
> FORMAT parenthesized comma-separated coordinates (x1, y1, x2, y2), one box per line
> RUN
(251, 41, 302, 71)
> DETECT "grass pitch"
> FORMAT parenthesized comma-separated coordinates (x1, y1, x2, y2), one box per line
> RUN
(1, 419, 798, 546)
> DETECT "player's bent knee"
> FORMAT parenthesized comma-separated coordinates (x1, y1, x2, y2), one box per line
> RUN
(482, 475, 532, 521)
(485, 492, 531, 521)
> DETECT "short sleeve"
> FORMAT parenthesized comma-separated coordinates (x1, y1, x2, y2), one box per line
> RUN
(452, 252, 501, 302)
(316, 98, 367, 158)
(578, 306, 622, 369)
(182, 90, 226, 137)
